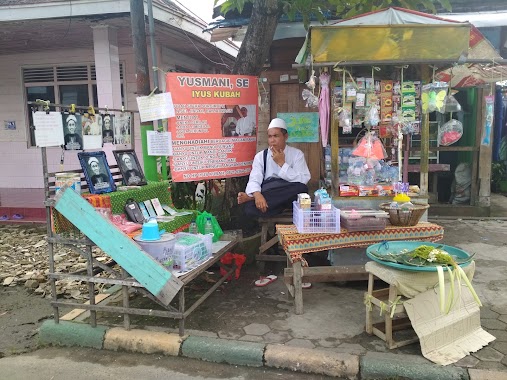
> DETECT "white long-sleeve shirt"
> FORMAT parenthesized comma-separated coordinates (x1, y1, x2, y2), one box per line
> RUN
(245, 145, 311, 196)
(235, 115, 255, 136)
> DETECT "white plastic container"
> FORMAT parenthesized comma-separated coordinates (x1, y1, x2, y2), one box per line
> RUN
(133, 232, 176, 268)
(293, 201, 340, 234)
(171, 233, 213, 272)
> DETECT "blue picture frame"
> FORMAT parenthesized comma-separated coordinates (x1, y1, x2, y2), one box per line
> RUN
(78, 151, 116, 194)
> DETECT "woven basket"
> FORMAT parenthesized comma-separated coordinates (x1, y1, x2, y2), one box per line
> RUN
(379, 202, 429, 226)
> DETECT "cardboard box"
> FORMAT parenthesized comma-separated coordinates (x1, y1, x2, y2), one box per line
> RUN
(339, 185, 359, 197)
(358, 186, 379, 197)
(381, 80, 393, 93)
(82, 194, 112, 210)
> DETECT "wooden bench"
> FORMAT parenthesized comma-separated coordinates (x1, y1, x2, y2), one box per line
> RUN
(256, 211, 293, 266)
(45, 164, 123, 198)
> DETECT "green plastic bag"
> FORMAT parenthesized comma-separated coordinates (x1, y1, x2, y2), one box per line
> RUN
(195, 211, 223, 242)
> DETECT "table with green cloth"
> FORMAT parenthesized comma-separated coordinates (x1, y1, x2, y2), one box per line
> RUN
(52, 181, 194, 235)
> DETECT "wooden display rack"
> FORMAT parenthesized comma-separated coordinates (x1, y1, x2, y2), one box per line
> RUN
(365, 273, 418, 349)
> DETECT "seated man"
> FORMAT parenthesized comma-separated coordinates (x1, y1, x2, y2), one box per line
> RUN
(238, 118, 310, 217)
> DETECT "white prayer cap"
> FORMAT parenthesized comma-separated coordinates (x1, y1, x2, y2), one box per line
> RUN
(267, 118, 287, 131)
(121, 154, 130, 163)
(88, 157, 99, 165)
(66, 115, 77, 123)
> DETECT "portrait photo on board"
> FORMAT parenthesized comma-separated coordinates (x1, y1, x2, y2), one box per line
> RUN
(113, 149, 147, 186)
(78, 151, 116, 194)
(221, 104, 257, 137)
(63, 113, 83, 150)
(102, 114, 114, 144)
(82, 113, 103, 150)
(114, 114, 131, 145)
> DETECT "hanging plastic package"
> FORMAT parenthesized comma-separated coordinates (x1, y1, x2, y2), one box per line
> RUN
(338, 108, 352, 134)
(352, 131, 387, 160)
(364, 105, 380, 128)
(438, 119, 463, 146)
(302, 89, 318, 108)
(421, 82, 448, 114)
(443, 94, 462, 113)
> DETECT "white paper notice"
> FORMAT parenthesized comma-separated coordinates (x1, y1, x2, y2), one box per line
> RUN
(147, 131, 172, 156)
(33, 111, 65, 147)
(136, 92, 175, 122)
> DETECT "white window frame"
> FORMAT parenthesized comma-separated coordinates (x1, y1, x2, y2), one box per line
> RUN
(23, 63, 125, 147)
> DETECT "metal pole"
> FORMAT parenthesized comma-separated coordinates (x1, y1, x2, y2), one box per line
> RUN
(147, 0, 168, 180)
(130, 0, 158, 181)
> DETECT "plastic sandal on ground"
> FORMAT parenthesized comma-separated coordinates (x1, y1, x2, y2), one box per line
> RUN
(0, 215, 9, 221)
(302, 282, 312, 289)
(11, 214, 24, 220)
(254, 275, 277, 287)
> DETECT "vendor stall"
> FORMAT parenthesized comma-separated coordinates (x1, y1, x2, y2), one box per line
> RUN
(34, 102, 237, 336)
(294, 7, 507, 215)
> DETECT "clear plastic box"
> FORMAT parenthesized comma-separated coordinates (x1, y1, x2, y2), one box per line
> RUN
(340, 215, 387, 232)
(170, 233, 213, 272)
(293, 201, 340, 234)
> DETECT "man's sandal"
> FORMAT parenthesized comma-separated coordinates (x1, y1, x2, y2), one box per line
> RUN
(254, 275, 278, 287)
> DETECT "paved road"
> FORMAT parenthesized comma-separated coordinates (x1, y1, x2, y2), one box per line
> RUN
(0, 346, 334, 380)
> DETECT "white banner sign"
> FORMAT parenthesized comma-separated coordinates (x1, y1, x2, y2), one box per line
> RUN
(33, 111, 65, 147)
(147, 130, 172, 156)
(136, 92, 175, 122)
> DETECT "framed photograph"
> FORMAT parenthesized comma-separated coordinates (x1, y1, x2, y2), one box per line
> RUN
(78, 151, 116, 194)
(63, 113, 83, 150)
(113, 149, 147, 186)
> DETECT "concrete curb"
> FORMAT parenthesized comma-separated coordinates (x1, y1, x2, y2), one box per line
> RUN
(360, 352, 469, 380)
(38, 321, 506, 379)
(265, 344, 359, 379)
(39, 320, 107, 350)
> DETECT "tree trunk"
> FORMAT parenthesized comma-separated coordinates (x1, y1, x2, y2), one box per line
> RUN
(223, 0, 282, 223)
(232, 0, 282, 75)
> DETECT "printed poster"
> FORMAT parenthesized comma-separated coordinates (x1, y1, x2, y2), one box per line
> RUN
(166, 73, 258, 182)
(277, 112, 319, 143)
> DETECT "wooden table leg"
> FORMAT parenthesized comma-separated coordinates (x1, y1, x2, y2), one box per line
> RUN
(293, 260, 304, 315)
(365, 273, 374, 335)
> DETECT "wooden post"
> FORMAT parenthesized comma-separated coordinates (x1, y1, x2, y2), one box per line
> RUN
(331, 113, 339, 196)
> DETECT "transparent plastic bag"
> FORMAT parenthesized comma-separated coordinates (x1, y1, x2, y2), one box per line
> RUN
(302, 89, 318, 108)
(352, 131, 387, 160)
(338, 108, 352, 133)
(438, 119, 463, 146)
(421, 82, 448, 114)
(443, 94, 462, 113)
(364, 105, 380, 127)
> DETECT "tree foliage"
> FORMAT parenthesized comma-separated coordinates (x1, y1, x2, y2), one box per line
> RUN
(216, 0, 452, 34)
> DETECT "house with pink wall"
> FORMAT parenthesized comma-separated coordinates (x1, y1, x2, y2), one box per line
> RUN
(0, 0, 238, 190)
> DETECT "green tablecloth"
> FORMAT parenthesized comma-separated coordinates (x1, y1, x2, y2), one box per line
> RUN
(53, 180, 195, 235)
(107, 181, 172, 214)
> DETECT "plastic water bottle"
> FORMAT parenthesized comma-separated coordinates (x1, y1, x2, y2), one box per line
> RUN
(204, 217, 213, 235)
(188, 220, 197, 234)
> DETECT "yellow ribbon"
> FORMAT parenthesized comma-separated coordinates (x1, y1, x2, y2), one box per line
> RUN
(378, 296, 403, 318)
(363, 294, 373, 311)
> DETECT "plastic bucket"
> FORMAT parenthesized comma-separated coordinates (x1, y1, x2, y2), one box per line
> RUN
(55, 172, 81, 194)
(134, 232, 176, 267)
